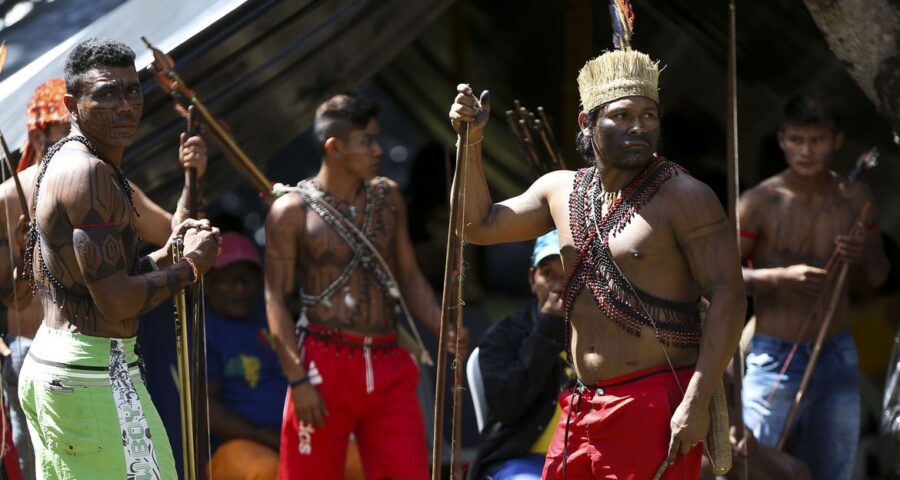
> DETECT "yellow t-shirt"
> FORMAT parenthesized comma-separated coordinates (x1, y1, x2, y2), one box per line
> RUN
(530, 405, 562, 454)
(531, 353, 573, 454)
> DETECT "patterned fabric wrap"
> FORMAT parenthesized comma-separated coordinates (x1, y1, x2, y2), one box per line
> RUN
(563, 157, 704, 347)
(18, 326, 176, 479)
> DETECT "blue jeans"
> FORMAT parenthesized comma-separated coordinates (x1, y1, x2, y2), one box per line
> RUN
(743, 331, 860, 480)
(486, 454, 545, 480)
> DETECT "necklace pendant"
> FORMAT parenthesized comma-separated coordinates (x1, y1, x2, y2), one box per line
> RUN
(344, 290, 357, 310)
(348, 206, 357, 218)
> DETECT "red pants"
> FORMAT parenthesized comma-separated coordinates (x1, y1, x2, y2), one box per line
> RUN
(279, 327, 428, 480)
(542, 365, 702, 480)
(2, 402, 22, 480)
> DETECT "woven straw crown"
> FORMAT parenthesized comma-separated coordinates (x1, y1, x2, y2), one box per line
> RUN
(577, 50, 659, 112)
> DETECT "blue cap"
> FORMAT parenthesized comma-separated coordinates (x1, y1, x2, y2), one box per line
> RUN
(532, 230, 561, 267)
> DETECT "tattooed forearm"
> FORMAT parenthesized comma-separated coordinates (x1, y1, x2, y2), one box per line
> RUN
(679, 220, 742, 297)
(136, 255, 160, 274)
(136, 261, 193, 316)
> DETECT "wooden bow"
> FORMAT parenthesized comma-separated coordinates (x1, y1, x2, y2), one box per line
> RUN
(185, 108, 211, 480)
(773, 201, 870, 450)
(431, 120, 475, 479)
(142, 38, 216, 479)
(0, 38, 12, 463)
(141, 37, 273, 196)
(725, 2, 749, 479)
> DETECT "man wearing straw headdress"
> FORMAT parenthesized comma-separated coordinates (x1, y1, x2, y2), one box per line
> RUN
(448, 48, 746, 478)
(739, 93, 889, 480)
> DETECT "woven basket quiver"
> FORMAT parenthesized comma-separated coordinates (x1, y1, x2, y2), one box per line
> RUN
(706, 379, 732, 475)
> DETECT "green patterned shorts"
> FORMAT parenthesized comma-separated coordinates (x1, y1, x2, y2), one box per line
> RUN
(19, 326, 176, 480)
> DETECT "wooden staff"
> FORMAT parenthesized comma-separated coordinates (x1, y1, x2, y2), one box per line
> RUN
(171, 236, 197, 480)
(183, 109, 211, 478)
(726, 0, 748, 478)
(432, 121, 473, 479)
(142, 37, 273, 197)
(775, 202, 870, 450)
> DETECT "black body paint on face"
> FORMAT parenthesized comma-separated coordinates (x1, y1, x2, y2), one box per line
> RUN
(597, 125, 658, 170)
(590, 97, 661, 171)
(74, 67, 143, 147)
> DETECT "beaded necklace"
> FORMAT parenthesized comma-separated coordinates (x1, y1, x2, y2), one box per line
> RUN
(24, 135, 138, 315)
(562, 157, 704, 347)
(311, 180, 362, 218)
(295, 179, 398, 326)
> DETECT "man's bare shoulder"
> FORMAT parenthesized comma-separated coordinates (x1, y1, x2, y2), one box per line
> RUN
(0, 164, 37, 200)
(534, 169, 576, 199)
(44, 147, 124, 219)
(536, 169, 576, 187)
(371, 176, 405, 210)
(657, 173, 729, 236)
(0, 175, 19, 202)
(267, 190, 307, 226)
(658, 171, 719, 205)
(739, 173, 788, 209)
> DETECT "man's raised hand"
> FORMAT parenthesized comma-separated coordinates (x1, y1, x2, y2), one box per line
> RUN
(179, 133, 207, 178)
(449, 84, 491, 137)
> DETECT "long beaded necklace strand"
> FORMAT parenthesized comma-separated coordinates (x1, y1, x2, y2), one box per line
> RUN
(24, 135, 138, 314)
(311, 180, 363, 218)
(562, 160, 703, 347)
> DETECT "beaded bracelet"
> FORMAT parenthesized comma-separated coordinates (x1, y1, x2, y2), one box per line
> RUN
(182, 256, 200, 284)
(289, 375, 311, 389)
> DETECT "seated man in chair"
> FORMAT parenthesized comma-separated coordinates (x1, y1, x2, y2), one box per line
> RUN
(468, 231, 571, 480)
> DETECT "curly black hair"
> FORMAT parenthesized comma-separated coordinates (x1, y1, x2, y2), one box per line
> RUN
(64, 38, 136, 97)
(313, 93, 381, 154)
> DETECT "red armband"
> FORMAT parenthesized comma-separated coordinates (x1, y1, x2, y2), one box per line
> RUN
(74, 222, 117, 229)
(739, 230, 759, 240)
